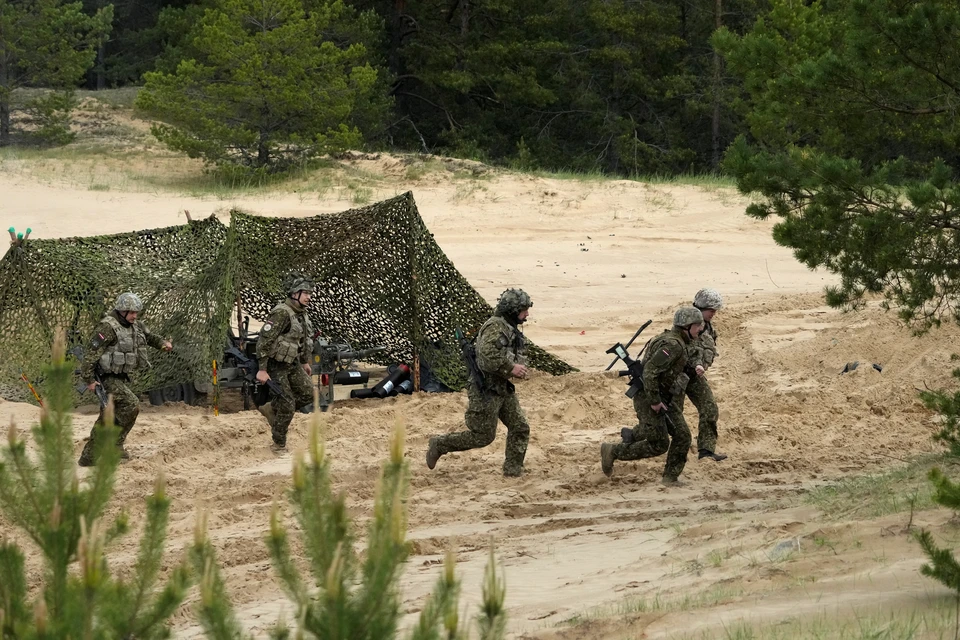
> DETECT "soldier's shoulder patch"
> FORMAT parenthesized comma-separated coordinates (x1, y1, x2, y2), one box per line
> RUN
(647, 338, 677, 364)
(497, 333, 509, 348)
(91, 332, 106, 349)
(262, 322, 274, 333)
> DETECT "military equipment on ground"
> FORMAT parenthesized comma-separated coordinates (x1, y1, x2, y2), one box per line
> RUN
(371, 363, 411, 398)
(312, 336, 385, 411)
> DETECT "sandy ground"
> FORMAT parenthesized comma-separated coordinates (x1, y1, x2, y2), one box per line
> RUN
(2, 117, 959, 638)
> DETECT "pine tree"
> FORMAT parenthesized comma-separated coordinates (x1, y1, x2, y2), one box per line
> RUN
(191, 413, 508, 639)
(0, 0, 112, 146)
(0, 333, 190, 638)
(717, 0, 960, 437)
(136, 0, 385, 175)
(922, 361, 960, 457)
(916, 468, 960, 638)
(716, 0, 960, 327)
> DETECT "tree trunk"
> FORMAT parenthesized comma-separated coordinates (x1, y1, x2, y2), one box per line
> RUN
(679, 0, 687, 43)
(460, 0, 469, 38)
(96, 0, 108, 90)
(711, 0, 723, 168)
(0, 54, 9, 147)
(389, 0, 405, 77)
(257, 134, 269, 168)
(96, 41, 105, 90)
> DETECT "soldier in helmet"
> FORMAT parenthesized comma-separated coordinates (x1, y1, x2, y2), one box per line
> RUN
(426, 288, 532, 477)
(77, 292, 173, 467)
(601, 307, 703, 486)
(256, 271, 316, 451)
(684, 288, 727, 461)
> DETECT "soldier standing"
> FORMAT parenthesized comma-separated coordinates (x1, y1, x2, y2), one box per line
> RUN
(256, 272, 316, 451)
(686, 288, 726, 462)
(77, 293, 172, 467)
(426, 288, 532, 477)
(601, 307, 703, 486)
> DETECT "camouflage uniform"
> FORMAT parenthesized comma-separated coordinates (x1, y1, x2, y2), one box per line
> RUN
(602, 307, 703, 483)
(78, 294, 168, 466)
(614, 328, 692, 481)
(257, 297, 314, 447)
(428, 289, 531, 477)
(683, 320, 719, 454)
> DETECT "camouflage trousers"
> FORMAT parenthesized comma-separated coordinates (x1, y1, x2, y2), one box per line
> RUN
(78, 374, 140, 466)
(682, 375, 719, 453)
(612, 394, 691, 481)
(266, 361, 314, 446)
(433, 386, 530, 476)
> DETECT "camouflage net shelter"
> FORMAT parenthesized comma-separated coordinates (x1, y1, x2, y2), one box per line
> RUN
(0, 192, 574, 404)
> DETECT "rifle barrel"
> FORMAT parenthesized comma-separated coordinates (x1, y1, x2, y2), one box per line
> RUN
(605, 320, 652, 371)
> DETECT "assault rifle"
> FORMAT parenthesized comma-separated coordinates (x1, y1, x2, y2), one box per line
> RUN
(69, 346, 109, 408)
(605, 320, 652, 371)
(222, 345, 285, 399)
(455, 327, 485, 389)
(606, 342, 645, 399)
(605, 320, 653, 399)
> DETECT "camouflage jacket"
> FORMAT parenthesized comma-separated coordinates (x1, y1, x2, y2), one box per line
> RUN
(687, 321, 718, 370)
(81, 310, 166, 383)
(257, 300, 313, 369)
(641, 328, 690, 406)
(475, 315, 526, 395)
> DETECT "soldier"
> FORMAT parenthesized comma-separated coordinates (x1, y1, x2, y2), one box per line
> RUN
(426, 288, 532, 477)
(687, 288, 726, 462)
(601, 307, 703, 486)
(256, 271, 316, 451)
(77, 292, 173, 467)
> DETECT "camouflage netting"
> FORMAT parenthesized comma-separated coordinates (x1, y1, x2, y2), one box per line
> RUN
(0, 192, 574, 404)
(0, 217, 235, 403)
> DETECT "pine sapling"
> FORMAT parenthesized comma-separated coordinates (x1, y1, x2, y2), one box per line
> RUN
(190, 410, 510, 639)
(0, 333, 190, 638)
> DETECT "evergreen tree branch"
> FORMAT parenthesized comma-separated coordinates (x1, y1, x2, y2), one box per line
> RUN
(189, 510, 248, 640)
(122, 473, 175, 636)
(409, 551, 462, 640)
(0, 540, 29, 635)
(476, 545, 506, 640)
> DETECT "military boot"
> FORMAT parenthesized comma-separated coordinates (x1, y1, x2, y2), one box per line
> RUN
(698, 449, 727, 462)
(117, 429, 132, 460)
(600, 443, 615, 477)
(426, 437, 441, 470)
(258, 402, 276, 427)
(77, 439, 96, 467)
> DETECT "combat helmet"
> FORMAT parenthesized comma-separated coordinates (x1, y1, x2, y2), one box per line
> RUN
(283, 271, 314, 295)
(693, 288, 723, 311)
(494, 288, 533, 320)
(673, 306, 704, 328)
(114, 292, 144, 313)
